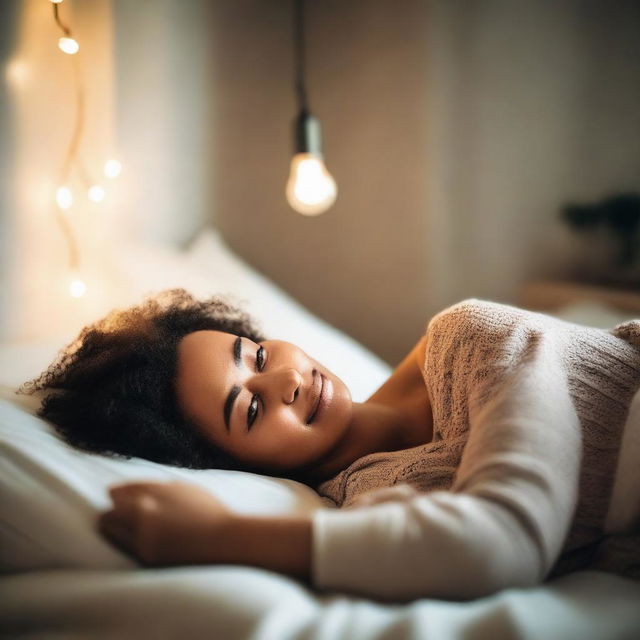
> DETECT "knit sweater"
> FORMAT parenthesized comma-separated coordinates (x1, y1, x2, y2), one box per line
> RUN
(311, 299, 640, 601)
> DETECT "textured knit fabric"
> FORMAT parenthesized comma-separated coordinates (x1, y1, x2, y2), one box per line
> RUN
(312, 299, 640, 601)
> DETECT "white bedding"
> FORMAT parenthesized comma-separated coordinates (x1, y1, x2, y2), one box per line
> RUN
(1, 229, 639, 639)
(2, 567, 640, 640)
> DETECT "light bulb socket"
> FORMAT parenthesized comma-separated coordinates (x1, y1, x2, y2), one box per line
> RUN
(293, 110, 323, 155)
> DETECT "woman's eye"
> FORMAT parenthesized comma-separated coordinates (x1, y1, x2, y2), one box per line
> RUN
(248, 394, 259, 428)
(256, 346, 266, 371)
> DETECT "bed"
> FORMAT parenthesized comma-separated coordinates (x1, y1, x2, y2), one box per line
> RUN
(2, 228, 639, 639)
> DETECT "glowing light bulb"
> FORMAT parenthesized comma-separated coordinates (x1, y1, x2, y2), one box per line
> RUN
(58, 37, 79, 55)
(104, 159, 122, 179)
(88, 185, 105, 203)
(56, 186, 73, 209)
(50, 0, 64, 4)
(5, 59, 29, 89)
(286, 153, 337, 215)
(69, 277, 87, 298)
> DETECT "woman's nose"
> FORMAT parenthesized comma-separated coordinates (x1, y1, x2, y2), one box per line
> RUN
(250, 368, 302, 404)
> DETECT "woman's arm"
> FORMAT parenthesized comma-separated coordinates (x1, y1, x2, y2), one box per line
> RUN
(312, 332, 582, 601)
(225, 514, 312, 582)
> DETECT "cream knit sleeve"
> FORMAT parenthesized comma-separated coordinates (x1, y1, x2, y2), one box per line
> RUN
(311, 330, 581, 602)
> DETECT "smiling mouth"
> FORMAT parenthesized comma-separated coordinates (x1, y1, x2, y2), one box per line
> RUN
(306, 372, 324, 425)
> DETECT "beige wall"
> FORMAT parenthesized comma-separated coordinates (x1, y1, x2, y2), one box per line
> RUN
(210, 0, 431, 365)
(112, 0, 216, 247)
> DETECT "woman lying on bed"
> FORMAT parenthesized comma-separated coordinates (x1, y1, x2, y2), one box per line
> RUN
(20, 288, 640, 600)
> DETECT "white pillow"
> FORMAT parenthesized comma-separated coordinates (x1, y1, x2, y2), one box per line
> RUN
(0, 386, 333, 573)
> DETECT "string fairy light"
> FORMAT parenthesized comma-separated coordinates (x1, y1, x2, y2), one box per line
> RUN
(52, 0, 80, 55)
(104, 159, 122, 179)
(48, 0, 122, 297)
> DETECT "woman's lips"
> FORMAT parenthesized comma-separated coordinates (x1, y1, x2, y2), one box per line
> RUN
(306, 372, 332, 425)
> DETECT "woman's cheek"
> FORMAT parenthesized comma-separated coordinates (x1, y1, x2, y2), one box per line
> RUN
(248, 416, 299, 455)
(259, 421, 323, 468)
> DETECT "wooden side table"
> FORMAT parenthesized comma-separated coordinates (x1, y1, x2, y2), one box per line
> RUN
(519, 281, 640, 314)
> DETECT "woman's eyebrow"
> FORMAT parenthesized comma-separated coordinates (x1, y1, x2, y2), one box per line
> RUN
(233, 335, 242, 366)
(224, 385, 241, 432)
(224, 336, 244, 431)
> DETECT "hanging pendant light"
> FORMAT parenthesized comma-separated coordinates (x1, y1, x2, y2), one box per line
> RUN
(286, 0, 337, 216)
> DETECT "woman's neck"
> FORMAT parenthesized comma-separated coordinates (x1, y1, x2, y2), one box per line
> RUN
(303, 399, 432, 485)
(301, 334, 434, 486)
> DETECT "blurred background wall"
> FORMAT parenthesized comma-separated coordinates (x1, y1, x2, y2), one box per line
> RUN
(205, 0, 640, 363)
(3, 0, 640, 363)
(112, 0, 216, 246)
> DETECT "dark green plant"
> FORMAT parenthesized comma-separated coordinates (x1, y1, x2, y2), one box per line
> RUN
(561, 193, 640, 268)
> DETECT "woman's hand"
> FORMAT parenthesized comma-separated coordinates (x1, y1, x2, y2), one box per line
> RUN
(98, 481, 238, 567)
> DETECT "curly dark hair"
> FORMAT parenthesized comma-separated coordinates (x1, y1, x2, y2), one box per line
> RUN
(17, 288, 272, 475)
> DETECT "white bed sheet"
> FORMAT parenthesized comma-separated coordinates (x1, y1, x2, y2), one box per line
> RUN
(2, 567, 639, 640)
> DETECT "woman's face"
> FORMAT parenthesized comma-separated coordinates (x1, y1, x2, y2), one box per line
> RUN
(174, 330, 353, 473)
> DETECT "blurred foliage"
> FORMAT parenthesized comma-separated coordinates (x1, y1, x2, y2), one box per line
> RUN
(561, 193, 640, 269)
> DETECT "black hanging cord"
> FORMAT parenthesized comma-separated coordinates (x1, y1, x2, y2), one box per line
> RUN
(293, 0, 308, 113)
(53, 3, 72, 37)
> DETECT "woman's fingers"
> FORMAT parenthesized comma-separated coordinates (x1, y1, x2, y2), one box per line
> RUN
(109, 482, 157, 501)
(108, 481, 195, 507)
(108, 483, 161, 515)
(100, 483, 160, 558)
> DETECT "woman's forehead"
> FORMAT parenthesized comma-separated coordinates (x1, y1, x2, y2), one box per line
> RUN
(177, 331, 236, 376)
(180, 329, 234, 350)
